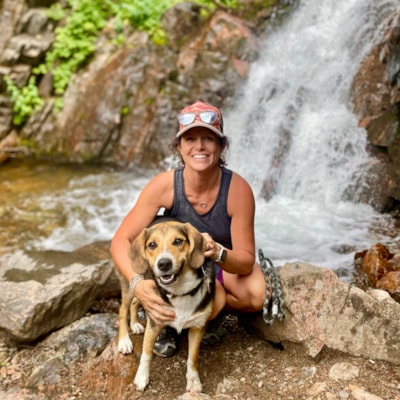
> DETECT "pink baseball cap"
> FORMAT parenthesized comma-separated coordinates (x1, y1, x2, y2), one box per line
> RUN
(176, 100, 224, 138)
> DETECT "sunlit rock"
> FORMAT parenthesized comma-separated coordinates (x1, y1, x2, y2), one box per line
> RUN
(354, 243, 400, 299)
(244, 262, 400, 365)
(0, 249, 116, 342)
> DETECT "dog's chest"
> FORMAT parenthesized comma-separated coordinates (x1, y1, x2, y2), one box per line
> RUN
(167, 293, 209, 333)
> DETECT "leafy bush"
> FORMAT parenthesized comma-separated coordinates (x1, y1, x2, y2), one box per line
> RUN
(4, 76, 43, 126)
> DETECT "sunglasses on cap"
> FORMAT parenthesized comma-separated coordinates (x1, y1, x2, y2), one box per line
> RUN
(178, 111, 218, 126)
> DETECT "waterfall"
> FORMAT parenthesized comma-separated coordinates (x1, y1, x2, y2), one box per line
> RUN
(224, 0, 398, 272)
(25, 0, 398, 275)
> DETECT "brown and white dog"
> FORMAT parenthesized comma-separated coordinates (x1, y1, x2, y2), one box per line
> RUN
(117, 218, 216, 393)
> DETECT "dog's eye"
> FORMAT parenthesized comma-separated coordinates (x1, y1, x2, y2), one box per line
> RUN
(173, 238, 184, 246)
(147, 241, 157, 250)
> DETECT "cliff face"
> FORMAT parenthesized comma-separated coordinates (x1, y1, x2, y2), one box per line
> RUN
(0, 1, 267, 165)
(350, 13, 400, 211)
(0, 1, 400, 212)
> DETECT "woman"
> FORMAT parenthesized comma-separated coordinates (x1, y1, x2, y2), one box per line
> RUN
(110, 100, 266, 356)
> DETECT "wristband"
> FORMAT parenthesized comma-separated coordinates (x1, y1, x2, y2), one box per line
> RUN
(129, 274, 144, 296)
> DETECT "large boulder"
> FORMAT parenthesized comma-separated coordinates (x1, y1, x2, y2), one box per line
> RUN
(0, 248, 118, 342)
(246, 262, 400, 365)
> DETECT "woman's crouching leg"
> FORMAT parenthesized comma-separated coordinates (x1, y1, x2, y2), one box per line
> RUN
(222, 263, 266, 312)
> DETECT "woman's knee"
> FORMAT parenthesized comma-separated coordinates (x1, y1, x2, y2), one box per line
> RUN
(248, 288, 265, 311)
(222, 268, 266, 312)
(244, 275, 266, 311)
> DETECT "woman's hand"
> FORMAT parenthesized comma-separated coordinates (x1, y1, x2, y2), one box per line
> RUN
(202, 232, 220, 261)
(134, 279, 176, 325)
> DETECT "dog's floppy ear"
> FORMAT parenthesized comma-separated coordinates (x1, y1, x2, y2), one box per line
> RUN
(129, 228, 150, 274)
(184, 223, 206, 268)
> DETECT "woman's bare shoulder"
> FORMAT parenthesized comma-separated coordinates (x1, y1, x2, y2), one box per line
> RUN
(148, 169, 174, 187)
(227, 171, 255, 216)
(142, 169, 175, 207)
(230, 171, 254, 196)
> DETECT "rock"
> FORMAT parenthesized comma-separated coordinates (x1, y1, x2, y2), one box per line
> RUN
(0, 249, 116, 342)
(177, 393, 212, 400)
(328, 362, 360, 381)
(0, 131, 18, 164)
(0, 0, 26, 60)
(16, 8, 54, 36)
(26, 357, 66, 387)
(0, 388, 46, 400)
(7, 64, 32, 89)
(161, 2, 202, 50)
(354, 243, 400, 298)
(349, 384, 385, 400)
(350, 13, 400, 208)
(40, 313, 118, 364)
(79, 334, 137, 399)
(1, 313, 118, 395)
(244, 262, 400, 365)
(354, 243, 395, 287)
(2, 34, 53, 66)
(376, 271, 400, 299)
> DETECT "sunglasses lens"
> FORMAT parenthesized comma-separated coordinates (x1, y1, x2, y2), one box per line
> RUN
(199, 111, 217, 124)
(178, 111, 218, 126)
(178, 113, 196, 126)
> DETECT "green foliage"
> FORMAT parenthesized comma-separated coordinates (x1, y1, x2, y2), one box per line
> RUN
(113, 0, 171, 33)
(38, 0, 110, 95)
(192, 0, 240, 8)
(37, 0, 175, 96)
(120, 105, 129, 116)
(4, 76, 43, 126)
(45, 2, 66, 21)
(6, 0, 243, 126)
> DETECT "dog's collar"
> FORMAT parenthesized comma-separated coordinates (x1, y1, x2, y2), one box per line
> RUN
(167, 262, 211, 299)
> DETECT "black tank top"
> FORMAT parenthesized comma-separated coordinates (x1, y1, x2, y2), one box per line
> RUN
(164, 166, 233, 249)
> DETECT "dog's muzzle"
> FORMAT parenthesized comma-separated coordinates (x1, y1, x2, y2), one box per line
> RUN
(156, 257, 177, 285)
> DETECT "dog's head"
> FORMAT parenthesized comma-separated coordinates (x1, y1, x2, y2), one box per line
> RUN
(130, 221, 207, 289)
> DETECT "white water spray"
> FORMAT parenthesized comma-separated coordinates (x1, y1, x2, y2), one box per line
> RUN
(225, 0, 398, 271)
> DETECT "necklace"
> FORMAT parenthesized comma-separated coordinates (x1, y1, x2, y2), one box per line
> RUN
(184, 169, 221, 209)
(199, 200, 209, 209)
(198, 181, 218, 208)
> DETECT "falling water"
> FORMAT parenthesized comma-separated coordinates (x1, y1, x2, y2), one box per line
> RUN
(225, 0, 399, 271)
(7, 0, 398, 275)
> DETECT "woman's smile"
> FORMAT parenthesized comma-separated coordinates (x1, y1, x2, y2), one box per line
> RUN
(178, 127, 220, 169)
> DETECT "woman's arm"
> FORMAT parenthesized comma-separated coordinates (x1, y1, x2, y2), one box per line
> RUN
(205, 172, 256, 276)
(110, 170, 176, 324)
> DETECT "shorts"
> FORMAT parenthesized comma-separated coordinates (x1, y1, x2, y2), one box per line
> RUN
(214, 263, 224, 285)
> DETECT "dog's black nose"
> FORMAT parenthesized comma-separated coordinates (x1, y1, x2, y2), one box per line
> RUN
(158, 258, 172, 272)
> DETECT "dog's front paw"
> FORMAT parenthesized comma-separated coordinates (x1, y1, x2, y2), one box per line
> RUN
(130, 321, 145, 335)
(186, 370, 202, 393)
(118, 333, 133, 354)
(134, 368, 150, 391)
